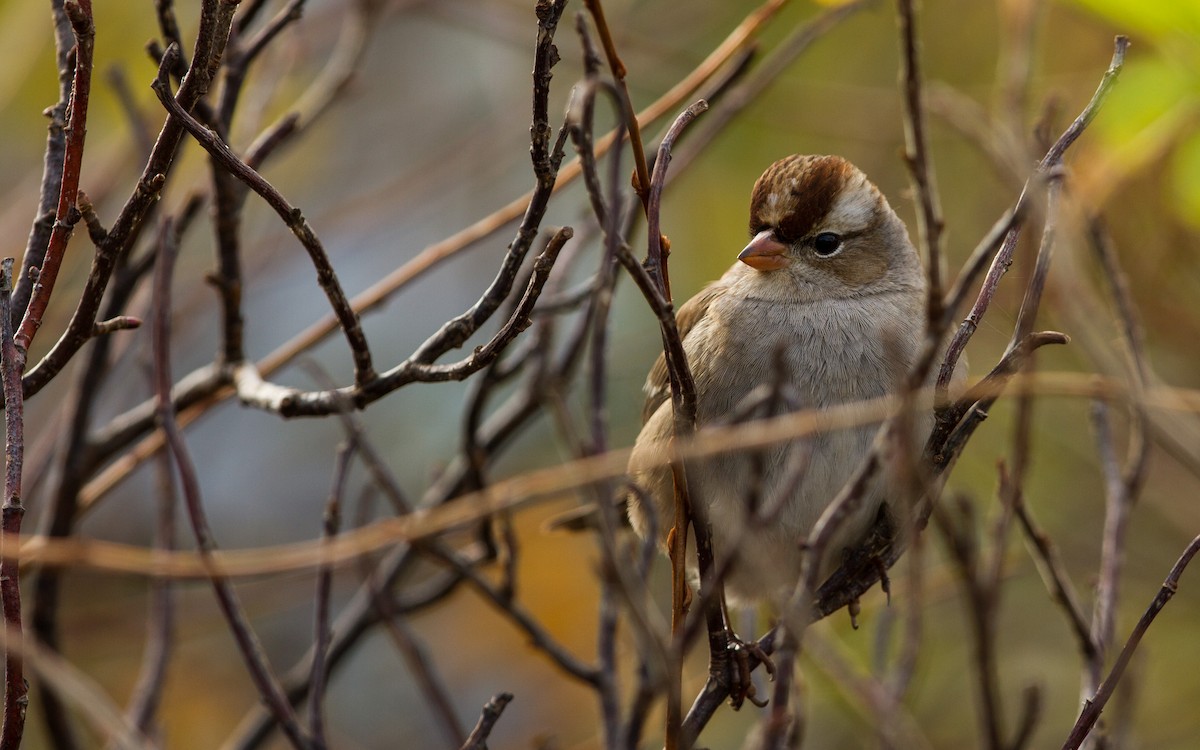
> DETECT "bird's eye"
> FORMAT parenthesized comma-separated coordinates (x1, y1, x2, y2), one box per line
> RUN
(812, 232, 842, 256)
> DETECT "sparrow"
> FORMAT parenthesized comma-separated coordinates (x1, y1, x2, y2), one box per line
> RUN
(627, 154, 931, 604)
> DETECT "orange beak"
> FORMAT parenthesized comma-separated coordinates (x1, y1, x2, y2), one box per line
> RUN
(738, 230, 789, 271)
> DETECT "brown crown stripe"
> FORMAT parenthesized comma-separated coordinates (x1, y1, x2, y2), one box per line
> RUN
(748, 155, 852, 243)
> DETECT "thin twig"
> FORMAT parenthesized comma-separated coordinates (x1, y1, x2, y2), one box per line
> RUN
(16, 0, 95, 354)
(151, 44, 376, 386)
(121, 403, 177, 736)
(583, 0, 651, 208)
(896, 0, 945, 322)
(13, 0, 77, 329)
(245, 0, 383, 169)
(623, 100, 709, 750)
(22, 370, 1200, 579)
(235, 227, 574, 415)
(460, 693, 513, 750)
(223, 307, 595, 748)
(1084, 217, 1151, 711)
(308, 440, 353, 749)
(1063, 535, 1200, 750)
(367, 577, 467, 749)
(22, 0, 241, 397)
(0, 624, 153, 750)
(152, 212, 313, 750)
(1014, 493, 1097, 662)
(935, 36, 1129, 392)
(0, 258, 28, 750)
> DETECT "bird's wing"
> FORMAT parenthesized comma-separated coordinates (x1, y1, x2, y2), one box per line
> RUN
(641, 280, 726, 423)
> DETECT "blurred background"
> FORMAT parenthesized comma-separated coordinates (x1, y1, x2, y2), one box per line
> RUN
(0, 0, 1198, 747)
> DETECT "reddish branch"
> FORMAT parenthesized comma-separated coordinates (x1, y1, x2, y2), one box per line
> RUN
(583, 0, 652, 209)
(13, 0, 78, 330)
(15, 0, 95, 355)
(21, 0, 241, 398)
(620, 99, 709, 749)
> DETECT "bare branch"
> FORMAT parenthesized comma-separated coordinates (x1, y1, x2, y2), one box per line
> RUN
(0, 257, 28, 749)
(935, 37, 1129, 394)
(151, 44, 376, 386)
(1063, 535, 1200, 749)
(22, 0, 241, 398)
(460, 693, 513, 750)
(151, 214, 312, 750)
(896, 0, 946, 321)
(15, 0, 95, 355)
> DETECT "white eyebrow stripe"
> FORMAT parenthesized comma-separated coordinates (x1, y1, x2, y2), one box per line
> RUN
(827, 176, 876, 230)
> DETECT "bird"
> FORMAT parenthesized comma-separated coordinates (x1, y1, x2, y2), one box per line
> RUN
(626, 154, 934, 605)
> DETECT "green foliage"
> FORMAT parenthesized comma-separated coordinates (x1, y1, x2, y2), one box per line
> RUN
(1068, 0, 1200, 225)
(1067, 0, 1200, 39)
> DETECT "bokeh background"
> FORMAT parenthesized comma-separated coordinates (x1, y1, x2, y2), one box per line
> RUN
(0, 0, 1198, 747)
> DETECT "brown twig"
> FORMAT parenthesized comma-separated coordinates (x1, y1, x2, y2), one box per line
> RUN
(22, 373, 1193, 577)
(308, 439, 352, 750)
(0, 624, 153, 750)
(1084, 217, 1150, 711)
(936, 330, 1070, 470)
(29, 190, 204, 748)
(219, 0, 306, 128)
(15, 0, 95, 355)
(228, 1, 573, 416)
(804, 630, 935, 750)
(105, 65, 155, 159)
(1014, 489, 1097, 662)
(935, 36, 1129, 393)
(13, 0, 77, 330)
(363, 564, 467, 749)
(582, 0, 651, 208)
(460, 693, 513, 750)
(224, 295, 596, 748)
(120, 405, 177, 736)
(665, 0, 866, 179)
(0, 258, 28, 750)
(151, 215, 313, 750)
(896, 0, 945, 322)
(245, 0, 384, 169)
(617, 99, 708, 749)
(586, 83, 628, 747)
(236, 226, 574, 415)
(22, 0, 241, 398)
(1063, 535, 1200, 749)
(153, 0, 188, 75)
(1084, 403, 1128, 704)
(151, 44, 376, 386)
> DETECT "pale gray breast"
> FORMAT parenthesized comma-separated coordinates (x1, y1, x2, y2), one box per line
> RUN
(690, 289, 922, 524)
(688, 290, 920, 420)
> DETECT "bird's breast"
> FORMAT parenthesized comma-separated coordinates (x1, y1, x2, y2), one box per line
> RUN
(688, 291, 920, 419)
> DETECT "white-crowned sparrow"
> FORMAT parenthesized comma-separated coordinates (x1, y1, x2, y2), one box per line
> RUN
(628, 154, 930, 603)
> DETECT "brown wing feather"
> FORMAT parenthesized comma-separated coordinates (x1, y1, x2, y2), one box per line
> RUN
(641, 280, 726, 423)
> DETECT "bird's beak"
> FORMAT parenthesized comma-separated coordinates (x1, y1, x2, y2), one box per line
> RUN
(738, 230, 789, 271)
